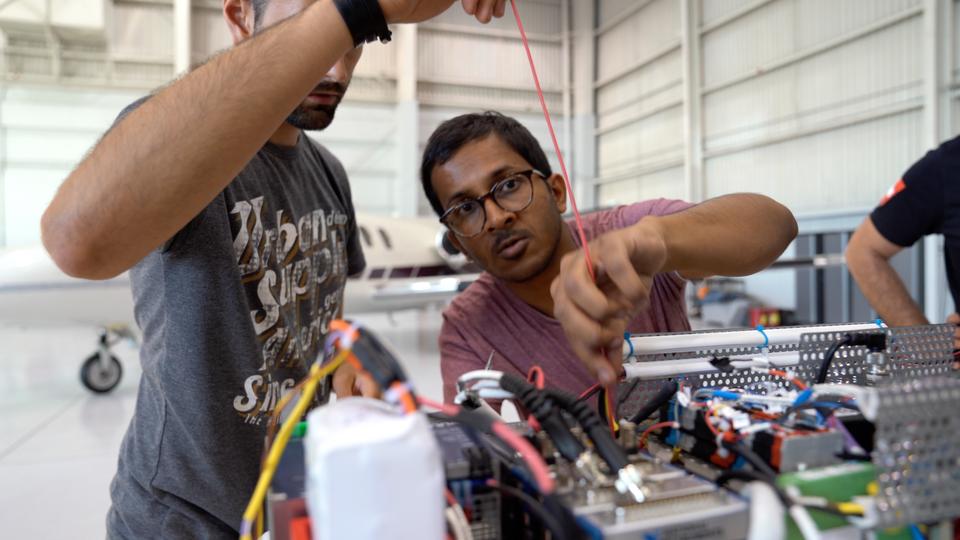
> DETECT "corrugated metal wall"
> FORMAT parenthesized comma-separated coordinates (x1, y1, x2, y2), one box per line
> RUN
(594, 0, 955, 216)
(595, 0, 685, 205)
(0, 0, 567, 245)
(0, 85, 142, 246)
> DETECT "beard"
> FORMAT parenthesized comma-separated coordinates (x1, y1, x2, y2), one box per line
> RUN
(286, 103, 338, 131)
(286, 80, 347, 131)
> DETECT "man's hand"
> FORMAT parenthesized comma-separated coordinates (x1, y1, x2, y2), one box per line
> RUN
(380, 0, 506, 24)
(332, 361, 382, 398)
(947, 313, 960, 351)
(551, 219, 668, 384)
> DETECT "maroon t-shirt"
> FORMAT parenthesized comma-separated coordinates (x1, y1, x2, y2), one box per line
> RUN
(439, 200, 694, 403)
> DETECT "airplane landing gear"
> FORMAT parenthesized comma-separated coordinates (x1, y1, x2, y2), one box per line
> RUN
(81, 352, 122, 393)
(80, 326, 133, 394)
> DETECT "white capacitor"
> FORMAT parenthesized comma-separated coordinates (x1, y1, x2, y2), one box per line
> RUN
(305, 397, 445, 540)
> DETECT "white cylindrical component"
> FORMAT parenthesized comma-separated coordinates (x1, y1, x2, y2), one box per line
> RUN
(624, 323, 880, 358)
(305, 398, 445, 540)
(746, 481, 786, 540)
(622, 351, 800, 380)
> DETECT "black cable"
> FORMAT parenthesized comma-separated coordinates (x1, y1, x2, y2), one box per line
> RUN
(543, 386, 630, 472)
(596, 386, 606, 419)
(497, 375, 587, 463)
(722, 439, 778, 478)
(678, 423, 778, 478)
(628, 381, 679, 424)
(816, 334, 852, 384)
(816, 332, 887, 384)
(484, 483, 570, 540)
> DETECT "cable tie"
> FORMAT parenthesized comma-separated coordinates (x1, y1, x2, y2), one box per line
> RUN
(755, 325, 769, 350)
(793, 388, 813, 406)
(875, 318, 886, 328)
(384, 381, 412, 406)
(709, 356, 735, 373)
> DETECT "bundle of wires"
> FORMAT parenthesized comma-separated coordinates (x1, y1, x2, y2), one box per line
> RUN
(458, 369, 645, 503)
(239, 320, 421, 540)
(418, 395, 583, 540)
(636, 379, 870, 540)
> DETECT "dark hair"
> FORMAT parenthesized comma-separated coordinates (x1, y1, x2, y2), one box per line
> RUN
(420, 111, 553, 216)
(251, 0, 269, 29)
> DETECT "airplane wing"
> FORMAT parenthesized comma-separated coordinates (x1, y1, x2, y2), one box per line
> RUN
(370, 275, 480, 301)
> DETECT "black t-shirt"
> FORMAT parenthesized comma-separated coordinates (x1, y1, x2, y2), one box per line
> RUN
(870, 135, 960, 310)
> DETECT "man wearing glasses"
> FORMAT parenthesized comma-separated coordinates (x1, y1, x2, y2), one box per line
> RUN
(420, 112, 798, 402)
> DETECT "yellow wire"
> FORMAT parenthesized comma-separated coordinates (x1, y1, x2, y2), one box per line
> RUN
(239, 350, 349, 540)
(836, 502, 865, 515)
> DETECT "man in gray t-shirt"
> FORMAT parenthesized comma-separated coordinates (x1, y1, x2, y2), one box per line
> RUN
(39, 0, 503, 537)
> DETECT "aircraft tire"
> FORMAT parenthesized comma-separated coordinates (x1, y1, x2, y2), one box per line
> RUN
(80, 353, 123, 393)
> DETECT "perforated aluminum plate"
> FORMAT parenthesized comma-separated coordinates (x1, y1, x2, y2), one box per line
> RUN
(797, 324, 955, 386)
(872, 377, 960, 527)
(617, 324, 955, 421)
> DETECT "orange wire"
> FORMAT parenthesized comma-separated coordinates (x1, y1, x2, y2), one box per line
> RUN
(768, 369, 808, 390)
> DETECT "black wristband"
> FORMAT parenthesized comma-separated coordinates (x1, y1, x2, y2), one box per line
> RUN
(333, 0, 393, 47)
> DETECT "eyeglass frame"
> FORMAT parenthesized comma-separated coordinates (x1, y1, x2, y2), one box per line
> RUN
(439, 169, 546, 238)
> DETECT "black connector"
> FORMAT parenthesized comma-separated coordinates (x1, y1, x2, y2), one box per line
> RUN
(348, 326, 414, 396)
(543, 387, 630, 473)
(498, 374, 586, 463)
(815, 331, 887, 384)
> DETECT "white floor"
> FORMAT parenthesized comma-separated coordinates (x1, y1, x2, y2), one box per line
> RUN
(0, 308, 447, 539)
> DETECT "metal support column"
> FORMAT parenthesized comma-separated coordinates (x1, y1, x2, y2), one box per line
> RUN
(681, 0, 704, 203)
(395, 24, 419, 217)
(571, 0, 596, 209)
(174, 0, 192, 74)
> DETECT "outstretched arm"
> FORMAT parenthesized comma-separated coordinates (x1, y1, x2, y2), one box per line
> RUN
(551, 193, 797, 383)
(42, 0, 502, 280)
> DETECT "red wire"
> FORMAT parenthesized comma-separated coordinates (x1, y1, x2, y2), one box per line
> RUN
(578, 383, 601, 400)
(444, 489, 458, 507)
(527, 365, 545, 390)
(511, 0, 618, 432)
(639, 421, 678, 449)
(417, 395, 556, 494)
(525, 366, 545, 431)
(509, 0, 594, 278)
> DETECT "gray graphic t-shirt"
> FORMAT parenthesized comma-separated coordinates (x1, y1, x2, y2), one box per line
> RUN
(107, 117, 364, 537)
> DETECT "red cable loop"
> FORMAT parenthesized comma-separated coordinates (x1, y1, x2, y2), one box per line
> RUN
(509, 0, 595, 280)
(511, 0, 618, 432)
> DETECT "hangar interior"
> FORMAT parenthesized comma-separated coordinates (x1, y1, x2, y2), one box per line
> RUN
(1, 0, 959, 538)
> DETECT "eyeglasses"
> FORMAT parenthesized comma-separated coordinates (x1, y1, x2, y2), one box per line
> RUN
(440, 169, 544, 238)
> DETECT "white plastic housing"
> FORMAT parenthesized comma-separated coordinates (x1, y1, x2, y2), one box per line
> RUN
(305, 398, 445, 540)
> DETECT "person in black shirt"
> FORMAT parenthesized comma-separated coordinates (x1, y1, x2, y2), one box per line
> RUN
(846, 136, 960, 349)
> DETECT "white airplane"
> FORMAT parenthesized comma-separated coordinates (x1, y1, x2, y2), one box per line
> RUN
(0, 214, 477, 393)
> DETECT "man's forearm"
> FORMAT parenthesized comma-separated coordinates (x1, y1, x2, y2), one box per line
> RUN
(650, 193, 798, 278)
(847, 251, 927, 326)
(42, 1, 352, 279)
